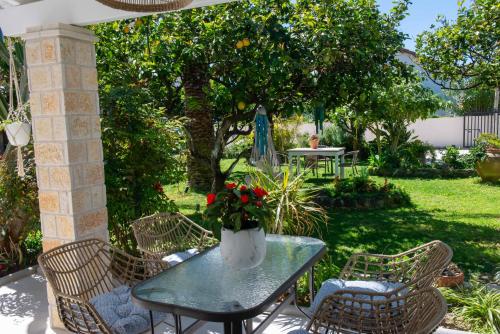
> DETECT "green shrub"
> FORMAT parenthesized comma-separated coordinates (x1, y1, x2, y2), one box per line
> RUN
(320, 124, 351, 148)
(273, 116, 302, 155)
(476, 133, 500, 149)
(441, 278, 500, 334)
(101, 89, 184, 252)
(20, 229, 42, 266)
(224, 135, 253, 159)
(400, 140, 435, 169)
(443, 146, 465, 169)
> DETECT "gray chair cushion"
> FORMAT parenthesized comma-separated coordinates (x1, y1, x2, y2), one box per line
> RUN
(90, 285, 166, 334)
(287, 329, 308, 334)
(162, 248, 199, 266)
(310, 279, 406, 314)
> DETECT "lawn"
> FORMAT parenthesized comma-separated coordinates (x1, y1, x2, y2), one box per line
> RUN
(165, 160, 500, 276)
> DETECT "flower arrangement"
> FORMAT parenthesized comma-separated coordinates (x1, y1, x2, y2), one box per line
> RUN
(204, 182, 272, 232)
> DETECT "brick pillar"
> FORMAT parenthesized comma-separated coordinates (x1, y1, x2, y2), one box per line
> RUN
(22, 23, 108, 328)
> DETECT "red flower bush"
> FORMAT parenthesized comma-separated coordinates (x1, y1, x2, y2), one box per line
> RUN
(204, 182, 271, 232)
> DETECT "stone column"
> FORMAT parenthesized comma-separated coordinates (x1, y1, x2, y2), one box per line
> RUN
(22, 23, 108, 328)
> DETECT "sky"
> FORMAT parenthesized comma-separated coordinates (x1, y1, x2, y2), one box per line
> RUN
(377, 0, 470, 51)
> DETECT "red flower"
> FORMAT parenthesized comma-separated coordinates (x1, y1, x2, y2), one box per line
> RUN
(256, 201, 263, 207)
(225, 183, 237, 190)
(153, 182, 164, 193)
(240, 185, 247, 191)
(241, 194, 249, 204)
(253, 187, 268, 198)
(207, 193, 216, 206)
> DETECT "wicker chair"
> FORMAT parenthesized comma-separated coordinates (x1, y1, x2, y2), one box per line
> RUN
(300, 240, 452, 334)
(38, 239, 167, 334)
(305, 286, 447, 334)
(132, 212, 217, 262)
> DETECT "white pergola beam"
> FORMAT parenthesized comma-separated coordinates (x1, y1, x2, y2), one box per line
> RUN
(0, 0, 236, 36)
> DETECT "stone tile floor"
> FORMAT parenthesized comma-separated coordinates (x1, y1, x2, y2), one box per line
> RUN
(0, 273, 471, 334)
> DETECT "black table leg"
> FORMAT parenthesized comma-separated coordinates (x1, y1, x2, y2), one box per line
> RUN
(174, 314, 182, 334)
(309, 266, 316, 304)
(224, 321, 243, 334)
(149, 310, 155, 334)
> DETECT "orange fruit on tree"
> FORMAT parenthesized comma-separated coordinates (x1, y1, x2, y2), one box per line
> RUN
(237, 101, 246, 110)
(124, 26, 130, 34)
(243, 38, 250, 47)
(236, 41, 244, 49)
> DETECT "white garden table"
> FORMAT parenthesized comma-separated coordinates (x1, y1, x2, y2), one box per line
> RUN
(287, 147, 346, 178)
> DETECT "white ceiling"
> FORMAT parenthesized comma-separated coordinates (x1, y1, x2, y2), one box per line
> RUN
(0, 0, 40, 9)
(0, 0, 236, 36)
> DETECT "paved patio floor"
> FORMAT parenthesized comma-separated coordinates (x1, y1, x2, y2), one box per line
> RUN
(0, 273, 470, 334)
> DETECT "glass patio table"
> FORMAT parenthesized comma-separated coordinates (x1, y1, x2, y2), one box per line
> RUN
(132, 234, 326, 334)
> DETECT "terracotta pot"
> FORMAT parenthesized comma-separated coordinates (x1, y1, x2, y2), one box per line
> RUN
(437, 264, 464, 288)
(309, 138, 319, 149)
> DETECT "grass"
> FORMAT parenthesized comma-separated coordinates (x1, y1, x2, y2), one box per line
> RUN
(165, 160, 500, 276)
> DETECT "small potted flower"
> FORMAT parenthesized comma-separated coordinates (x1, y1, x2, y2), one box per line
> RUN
(309, 134, 319, 149)
(204, 182, 272, 269)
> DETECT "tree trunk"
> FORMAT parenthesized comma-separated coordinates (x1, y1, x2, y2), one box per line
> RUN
(183, 63, 214, 191)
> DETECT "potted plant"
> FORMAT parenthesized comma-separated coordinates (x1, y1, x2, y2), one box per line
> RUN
(204, 182, 272, 269)
(474, 133, 500, 182)
(309, 134, 319, 149)
(437, 263, 464, 288)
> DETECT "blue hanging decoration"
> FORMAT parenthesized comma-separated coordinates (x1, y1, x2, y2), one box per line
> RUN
(255, 111, 268, 157)
(314, 102, 325, 134)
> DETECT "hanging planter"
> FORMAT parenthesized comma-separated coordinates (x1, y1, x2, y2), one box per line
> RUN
(3, 38, 31, 177)
(5, 121, 31, 147)
(95, 0, 193, 12)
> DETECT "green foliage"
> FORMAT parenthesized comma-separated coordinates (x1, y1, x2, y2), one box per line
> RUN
(20, 229, 42, 266)
(101, 90, 184, 251)
(441, 278, 500, 334)
(443, 146, 464, 169)
(249, 169, 327, 236)
(366, 77, 447, 156)
(272, 116, 303, 155)
(416, 0, 499, 90)
(224, 136, 253, 159)
(477, 133, 500, 149)
(204, 183, 272, 233)
(0, 149, 39, 241)
(320, 124, 352, 148)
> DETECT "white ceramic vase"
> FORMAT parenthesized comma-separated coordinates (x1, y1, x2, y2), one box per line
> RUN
(5, 122, 31, 147)
(220, 227, 266, 269)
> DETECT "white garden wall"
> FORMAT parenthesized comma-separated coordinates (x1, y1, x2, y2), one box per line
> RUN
(365, 117, 464, 148)
(298, 117, 465, 148)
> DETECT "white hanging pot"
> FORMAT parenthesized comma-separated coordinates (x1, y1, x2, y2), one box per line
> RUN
(5, 122, 31, 147)
(220, 227, 267, 269)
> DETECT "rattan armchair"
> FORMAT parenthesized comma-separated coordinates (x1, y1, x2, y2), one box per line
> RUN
(306, 286, 447, 334)
(132, 212, 217, 261)
(38, 238, 167, 334)
(340, 240, 452, 290)
(301, 241, 452, 334)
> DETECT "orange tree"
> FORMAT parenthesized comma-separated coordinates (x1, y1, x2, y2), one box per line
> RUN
(94, 0, 411, 192)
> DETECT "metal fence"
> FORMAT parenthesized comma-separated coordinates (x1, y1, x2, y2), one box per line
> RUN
(463, 111, 500, 147)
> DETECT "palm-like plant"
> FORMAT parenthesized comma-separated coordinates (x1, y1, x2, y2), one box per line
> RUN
(248, 168, 327, 236)
(441, 278, 500, 334)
